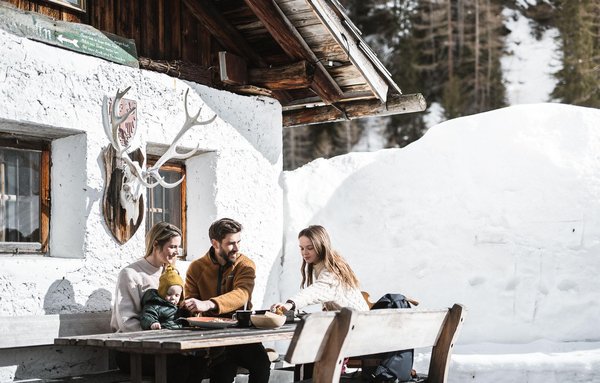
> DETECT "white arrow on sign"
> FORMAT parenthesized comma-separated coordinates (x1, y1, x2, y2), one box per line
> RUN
(57, 34, 79, 48)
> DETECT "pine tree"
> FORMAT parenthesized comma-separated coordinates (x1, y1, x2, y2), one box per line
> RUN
(551, 0, 600, 106)
(413, 0, 506, 119)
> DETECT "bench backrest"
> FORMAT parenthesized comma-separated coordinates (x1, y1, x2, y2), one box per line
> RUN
(0, 311, 112, 349)
(285, 310, 337, 364)
(286, 304, 465, 383)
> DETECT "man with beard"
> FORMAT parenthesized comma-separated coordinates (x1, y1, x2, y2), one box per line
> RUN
(184, 218, 270, 383)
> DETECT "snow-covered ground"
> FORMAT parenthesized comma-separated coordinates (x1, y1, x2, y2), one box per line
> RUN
(276, 103, 600, 382)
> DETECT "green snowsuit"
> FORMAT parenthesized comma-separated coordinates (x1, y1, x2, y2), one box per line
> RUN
(140, 288, 186, 330)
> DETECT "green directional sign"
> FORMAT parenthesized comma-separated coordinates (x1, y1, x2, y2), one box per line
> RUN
(0, 2, 139, 68)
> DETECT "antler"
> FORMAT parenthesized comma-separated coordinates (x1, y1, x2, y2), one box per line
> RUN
(145, 88, 217, 188)
(102, 87, 159, 188)
(102, 86, 137, 155)
(102, 87, 216, 190)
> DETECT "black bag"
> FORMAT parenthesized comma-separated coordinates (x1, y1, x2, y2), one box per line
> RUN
(369, 293, 414, 383)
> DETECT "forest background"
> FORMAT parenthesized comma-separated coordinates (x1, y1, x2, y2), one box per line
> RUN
(283, 0, 600, 170)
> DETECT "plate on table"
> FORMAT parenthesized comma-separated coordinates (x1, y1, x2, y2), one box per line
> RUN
(185, 317, 238, 329)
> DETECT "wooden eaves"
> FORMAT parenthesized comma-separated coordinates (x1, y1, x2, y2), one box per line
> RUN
(85, 0, 426, 128)
(283, 93, 427, 128)
(183, 0, 344, 105)
(5, 0, 426, 127)
(182, 0, 293, 103)
(242, 0, 344, 104)
(181, 0, 425, 127)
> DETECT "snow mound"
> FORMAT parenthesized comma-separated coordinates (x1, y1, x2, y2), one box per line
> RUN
(280, 103, 600, 345)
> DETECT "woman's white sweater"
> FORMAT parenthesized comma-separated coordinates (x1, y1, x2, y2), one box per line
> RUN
(110, 258, 162, 332)
(288, 262, 369, 311)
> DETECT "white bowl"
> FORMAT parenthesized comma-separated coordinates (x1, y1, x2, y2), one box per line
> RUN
(251, 312, 286, 329)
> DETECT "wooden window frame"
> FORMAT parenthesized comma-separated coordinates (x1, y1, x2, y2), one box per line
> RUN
(145, 158, 187, 258)
(0, 138, 51, 255)
(44, 0, 86, 13)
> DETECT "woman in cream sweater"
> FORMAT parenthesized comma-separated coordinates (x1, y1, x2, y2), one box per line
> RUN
(272, 225, 368, 313)
(111, 222, 183, 332)
(110, 222, 204, 382)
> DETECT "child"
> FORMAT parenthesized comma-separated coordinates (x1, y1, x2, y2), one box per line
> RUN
(140, 265, 188, 330)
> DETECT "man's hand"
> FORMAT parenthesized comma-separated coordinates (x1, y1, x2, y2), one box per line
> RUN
(150, 322, 161, 330)
(184, 298, 216, 314)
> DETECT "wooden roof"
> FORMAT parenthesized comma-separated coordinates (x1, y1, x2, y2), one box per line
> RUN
(200, 0, 426, 126)
(4, 0, 426, 127)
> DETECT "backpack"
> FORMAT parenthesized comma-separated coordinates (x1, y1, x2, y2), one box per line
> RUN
(368, 293, 414, 383)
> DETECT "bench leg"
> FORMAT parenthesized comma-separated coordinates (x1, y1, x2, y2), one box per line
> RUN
(130, 353, 143, 383)
(154, 354, 168, 383)
(294, 363, 313, 380)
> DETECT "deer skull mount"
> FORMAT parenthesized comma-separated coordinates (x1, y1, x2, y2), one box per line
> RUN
(101, 86, 216, 244)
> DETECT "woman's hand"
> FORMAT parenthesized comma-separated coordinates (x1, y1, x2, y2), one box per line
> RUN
(150, 322, 161, 330)
(270, 302, 293, 313)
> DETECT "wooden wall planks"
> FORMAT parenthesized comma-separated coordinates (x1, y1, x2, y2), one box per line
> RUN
(7, 0, 211, 67)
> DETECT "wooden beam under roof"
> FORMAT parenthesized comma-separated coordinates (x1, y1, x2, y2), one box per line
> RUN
(283, 93, 427, 128)
(243, 0, 344, 105)
(182, 0, 266, 67)
(306, 0, 391, 102)
(219, 51, 248, 85)
(249, 61, 316, 90)
(182, 0, 292, 104)
(219, 51, 316, 91)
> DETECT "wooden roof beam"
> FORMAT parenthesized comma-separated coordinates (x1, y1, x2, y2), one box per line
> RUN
(182, 0, 266, 67)
(307, 0, 390, 102)
(243, 0, 344, 104)
(219, 51, 315, 91)
(183, 1, 292, 104)
(249, 61, 315, 90)
(283, 93, 427, 128)
(219, 51, 248, 85)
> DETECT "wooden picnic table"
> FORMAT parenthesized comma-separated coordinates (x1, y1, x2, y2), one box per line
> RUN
(55, 323, 297, 383)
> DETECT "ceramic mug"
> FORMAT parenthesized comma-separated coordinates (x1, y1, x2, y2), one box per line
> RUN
(233, 310, 252, 327)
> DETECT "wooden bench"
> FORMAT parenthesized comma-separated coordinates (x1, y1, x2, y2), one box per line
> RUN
(285, 304, 465, 383)
(0, 311, 112, 349)
(0, 312, 125, 382)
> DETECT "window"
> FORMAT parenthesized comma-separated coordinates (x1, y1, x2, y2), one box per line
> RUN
(0, 139, 50, 254)
(45, 0, 86, 12)
(145, 159, 187, 258)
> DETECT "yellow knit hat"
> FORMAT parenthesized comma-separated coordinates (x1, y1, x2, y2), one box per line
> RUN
(158, 265, 184, 304)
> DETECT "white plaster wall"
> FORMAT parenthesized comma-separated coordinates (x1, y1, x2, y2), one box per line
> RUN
(51, 134, 88, 258)
(186, 151, 219, 256)
(0, 28, 283, 381)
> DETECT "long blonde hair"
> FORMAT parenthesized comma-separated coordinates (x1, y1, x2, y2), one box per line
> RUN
(298, 225, 360, 289)
(145, 222, 182, 259)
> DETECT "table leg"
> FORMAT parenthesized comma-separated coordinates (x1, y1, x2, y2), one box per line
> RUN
(154, 354, 168, 383)
(130, 353, 143, 383)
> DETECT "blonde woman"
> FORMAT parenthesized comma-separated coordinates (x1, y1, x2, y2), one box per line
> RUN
(272, 225, 369, 313)
(111, 222, 183, 332)
(110, 222, 204, 383)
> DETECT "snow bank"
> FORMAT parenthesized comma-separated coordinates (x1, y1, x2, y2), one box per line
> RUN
(278, 103, 600, 346)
